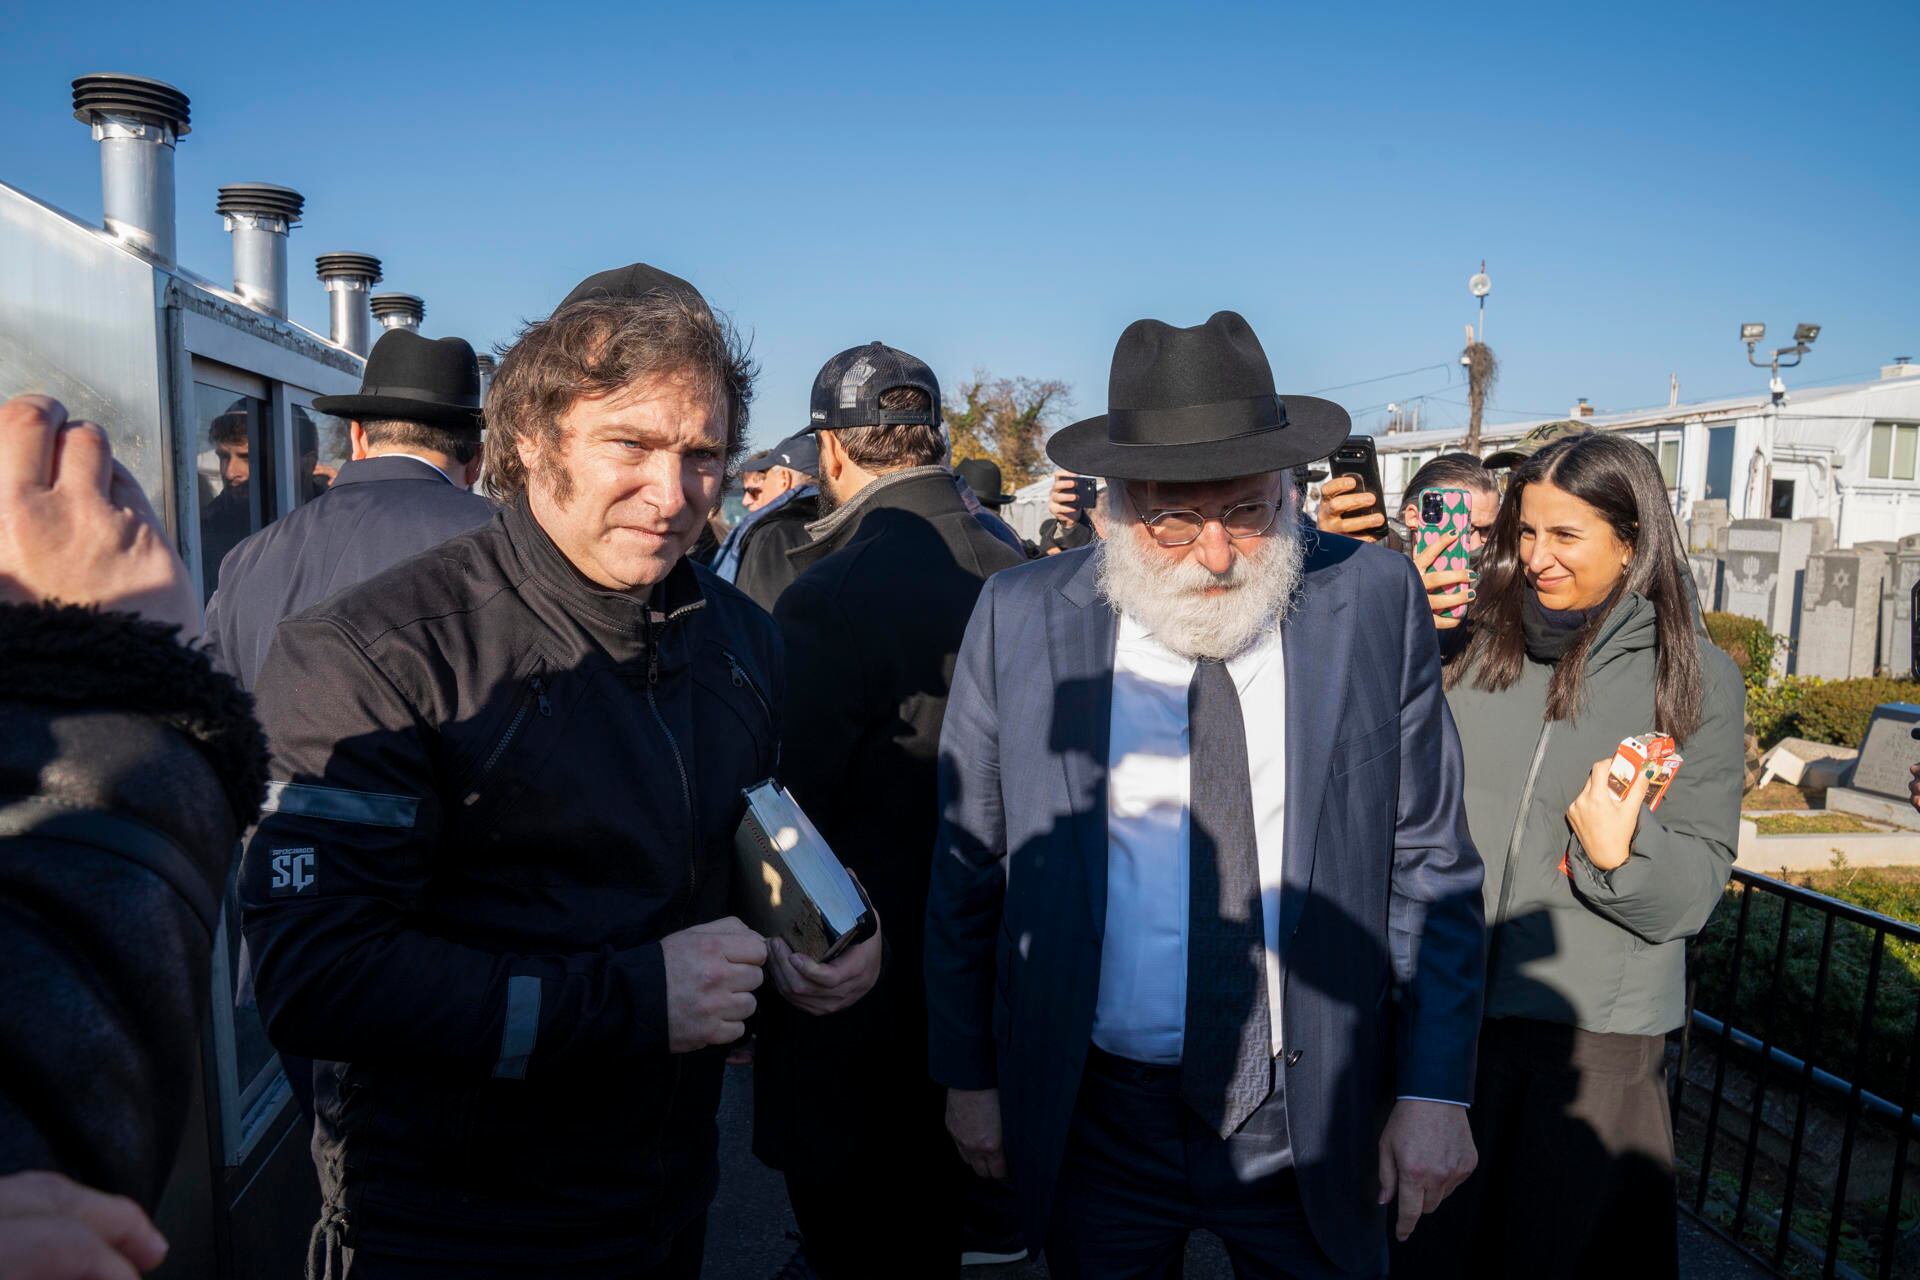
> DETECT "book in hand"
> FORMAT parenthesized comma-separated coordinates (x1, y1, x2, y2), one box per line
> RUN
(734, 781, 876, 963)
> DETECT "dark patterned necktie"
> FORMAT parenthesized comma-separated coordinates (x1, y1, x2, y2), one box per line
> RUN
(1181, 657, 1274, 1138)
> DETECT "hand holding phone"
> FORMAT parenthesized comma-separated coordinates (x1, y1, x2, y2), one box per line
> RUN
(1322, 436, 1387, 541)
(1412, 488, 1476, 622)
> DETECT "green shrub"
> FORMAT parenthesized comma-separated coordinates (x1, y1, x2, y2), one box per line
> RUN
(1705, 611, 1779, 686)
(1793, 677, 1920, 748)
(1746, 675, 1817, 749)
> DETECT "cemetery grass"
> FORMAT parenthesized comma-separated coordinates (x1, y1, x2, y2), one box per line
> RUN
(1748, 812, 1887, 835)
(1744, 781, 1811, 810)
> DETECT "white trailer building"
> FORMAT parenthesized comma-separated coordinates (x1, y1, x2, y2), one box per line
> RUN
(1373, 365, 1920, 545)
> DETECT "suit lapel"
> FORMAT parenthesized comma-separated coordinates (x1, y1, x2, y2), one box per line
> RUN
(1278, 536, 1352, 959)
(1050, 552, 1117, 939)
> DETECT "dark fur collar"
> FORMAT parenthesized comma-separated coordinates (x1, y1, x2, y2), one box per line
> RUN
(0, 603, 267, 828)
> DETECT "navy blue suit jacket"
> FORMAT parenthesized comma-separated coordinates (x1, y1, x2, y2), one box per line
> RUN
(204, 456, 493, 690)
(925, 532, 1485, 1272)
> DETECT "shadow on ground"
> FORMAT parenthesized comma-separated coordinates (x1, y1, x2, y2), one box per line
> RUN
(704, 1065, 1767, 1279)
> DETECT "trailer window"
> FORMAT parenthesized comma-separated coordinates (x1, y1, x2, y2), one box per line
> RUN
(195, 383, 270, 600)
(293, 403, 351, 504)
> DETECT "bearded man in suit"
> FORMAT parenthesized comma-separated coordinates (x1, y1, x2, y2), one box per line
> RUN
(925, 310, 1487, 1278)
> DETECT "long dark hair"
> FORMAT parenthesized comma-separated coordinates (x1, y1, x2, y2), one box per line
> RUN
(1446, 433, 1706, 742)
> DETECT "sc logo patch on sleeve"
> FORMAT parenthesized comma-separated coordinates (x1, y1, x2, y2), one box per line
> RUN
(269, 847, 317, 898)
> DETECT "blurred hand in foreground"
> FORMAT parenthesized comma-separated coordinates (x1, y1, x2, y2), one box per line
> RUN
(0, 395, 199, 641)
(0, 1170, 169, 1278)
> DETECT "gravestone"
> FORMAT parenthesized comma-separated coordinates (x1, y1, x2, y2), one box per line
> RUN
(1892, 542, 1920, 678)
(1826, 702, 1920, 830)
(1688, 500, 1729, 554)
(1796, 549, 1886, 679)
(1688, 553, 1720, 612)
(1856, 541, 1900, 675)
(1718, 520, 1815, 670)
(1805, 516, 1836, 555)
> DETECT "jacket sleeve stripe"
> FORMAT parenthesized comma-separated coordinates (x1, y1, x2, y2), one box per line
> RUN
(262, 781, 420, 830)
(492, 974, 542, 1080)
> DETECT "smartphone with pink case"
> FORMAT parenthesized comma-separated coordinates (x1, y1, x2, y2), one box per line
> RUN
(1413, 486, 1474, 619)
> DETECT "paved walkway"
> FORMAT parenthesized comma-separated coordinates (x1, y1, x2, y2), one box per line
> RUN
(704, 1065, 1774, 1278)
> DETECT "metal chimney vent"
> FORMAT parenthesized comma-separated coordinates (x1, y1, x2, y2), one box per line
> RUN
(316, 253, 383, 356)
(370, 293, 425, 332)
(217, 184, 303, 318)
(71, 73, 191, 265)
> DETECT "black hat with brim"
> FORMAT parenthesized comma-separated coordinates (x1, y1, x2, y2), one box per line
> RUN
(1046, 310, 1350, 483)
(313, 330, 483, 433)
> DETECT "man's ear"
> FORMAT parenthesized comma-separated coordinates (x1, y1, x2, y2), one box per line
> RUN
(818, 432, 843, 482)
(349, 420, 371, 461)
(462, 455, 484, 488)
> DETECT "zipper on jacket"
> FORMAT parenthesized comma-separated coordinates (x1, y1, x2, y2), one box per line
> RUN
(481, 674, 548, 775)
(646, 622, 698, 904)
(719, 647, 773, 728)
(1491, 720, 1555, 935)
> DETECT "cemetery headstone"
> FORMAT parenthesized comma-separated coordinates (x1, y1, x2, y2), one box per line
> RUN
(1826, 702, 1920, 830)
(1893, 543, 1920, 678)
(1719, 520, 1814, 674)
(1688, 500, 1729, 554)
(1688, 553, 1719, 612)
(1796, 549, 1886, 679)
(1805, 516, 1836, 555)
(1854, 541, 1899, 676)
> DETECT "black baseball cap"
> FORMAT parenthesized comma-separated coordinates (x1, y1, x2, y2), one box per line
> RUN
(765, 432, 819, 477)
(805, 342, 941, 434)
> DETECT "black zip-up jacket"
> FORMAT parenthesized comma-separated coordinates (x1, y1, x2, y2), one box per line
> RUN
(238, 496, 781, 1271)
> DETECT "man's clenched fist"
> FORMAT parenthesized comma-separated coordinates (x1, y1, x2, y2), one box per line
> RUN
(662, 917, 767, 1053)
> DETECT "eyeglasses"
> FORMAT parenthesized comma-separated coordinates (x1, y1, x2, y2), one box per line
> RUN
(1138, 501, 1281, 548)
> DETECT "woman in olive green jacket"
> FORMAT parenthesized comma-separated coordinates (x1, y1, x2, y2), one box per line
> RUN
(1401, 433, 1744, 1278)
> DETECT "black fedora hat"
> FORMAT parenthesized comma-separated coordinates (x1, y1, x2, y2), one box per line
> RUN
(313, 330, 483, 432)
(1047, 311, 1350, 483)
(957, 457, 1014, 507)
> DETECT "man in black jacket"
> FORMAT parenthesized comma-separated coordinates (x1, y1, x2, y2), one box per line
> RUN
(752, 343, 1025, 1279)
(729, 431, 821, 609)
(203, 330, 492, 691)
(239, 272, 882, 1279)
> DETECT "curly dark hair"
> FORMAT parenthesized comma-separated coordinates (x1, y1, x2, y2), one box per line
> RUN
(483, 293, 755, 504)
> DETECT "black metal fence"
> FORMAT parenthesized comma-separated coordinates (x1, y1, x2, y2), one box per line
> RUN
(1675, 867, 1920, 1278)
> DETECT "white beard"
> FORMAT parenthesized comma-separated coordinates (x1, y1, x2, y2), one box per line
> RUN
(1095, 490, 1307, 661)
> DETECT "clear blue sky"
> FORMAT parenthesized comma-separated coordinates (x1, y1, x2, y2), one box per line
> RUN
(4, 1, 1913, 451)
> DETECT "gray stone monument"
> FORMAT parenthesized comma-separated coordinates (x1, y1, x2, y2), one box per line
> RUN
(1688, 553, 1720, 612)
(1805, 516, 1836, 555)
(1718, 520, 1815, 671)
(1688, 500, 1729, 554)
(1796, 549, 1887, 680)
(1859, 540, 1900, 674)
(1892, 542, 1920, 678)
(1827, 702, 1920, 831)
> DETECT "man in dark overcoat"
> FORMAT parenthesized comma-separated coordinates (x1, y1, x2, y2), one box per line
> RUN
(752, 342, 1025, 1278)
(203, 329, 492, 690)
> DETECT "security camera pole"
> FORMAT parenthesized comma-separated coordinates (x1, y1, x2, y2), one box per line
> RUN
(1741, 320, 1822, 404)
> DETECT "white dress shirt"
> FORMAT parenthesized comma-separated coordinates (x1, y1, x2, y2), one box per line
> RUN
(1092, 613, 1287, 1064)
